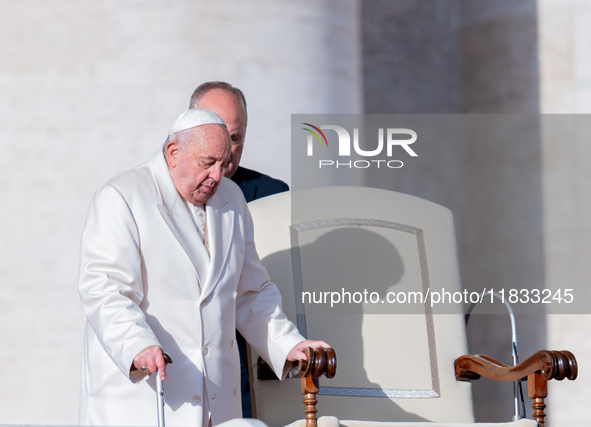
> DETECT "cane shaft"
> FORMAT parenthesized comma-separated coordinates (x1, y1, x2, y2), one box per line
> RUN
(157, 371, 165, 427)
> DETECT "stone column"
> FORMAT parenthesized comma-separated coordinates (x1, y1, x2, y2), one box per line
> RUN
(361, 0, 549, 422)
(538, 1, 591, 425)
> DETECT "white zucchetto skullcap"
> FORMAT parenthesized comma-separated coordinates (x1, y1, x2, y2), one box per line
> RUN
(168, 108, 226, 136)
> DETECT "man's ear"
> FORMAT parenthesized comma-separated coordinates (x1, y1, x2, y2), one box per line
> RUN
(165, 141, 180, 168)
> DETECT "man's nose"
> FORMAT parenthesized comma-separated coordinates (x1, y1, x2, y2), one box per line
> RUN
(210, 163, 223, 181)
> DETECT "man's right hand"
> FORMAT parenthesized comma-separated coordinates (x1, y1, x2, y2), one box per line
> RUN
(133, 345, 167, 381)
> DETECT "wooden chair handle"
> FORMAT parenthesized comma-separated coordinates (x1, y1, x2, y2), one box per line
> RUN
(296, 347, 337, 427)
(455, 349, 577, 426)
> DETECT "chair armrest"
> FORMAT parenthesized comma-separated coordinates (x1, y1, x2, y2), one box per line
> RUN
(297, 347, 337, 427)
(256, 347, 336, 427)
(455, 350, 577, 427)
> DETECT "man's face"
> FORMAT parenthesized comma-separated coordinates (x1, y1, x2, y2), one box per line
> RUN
(194, 88, 247, 178)
(166, 124, 231, 206)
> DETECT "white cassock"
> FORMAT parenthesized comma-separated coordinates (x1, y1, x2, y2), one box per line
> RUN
(78, 149, 304, 426)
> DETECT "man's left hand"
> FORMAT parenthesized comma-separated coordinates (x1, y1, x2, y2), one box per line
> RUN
(287, 339, 331, 362)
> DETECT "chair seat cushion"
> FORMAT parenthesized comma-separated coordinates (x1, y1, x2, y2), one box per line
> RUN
(285, 416, 537, 427)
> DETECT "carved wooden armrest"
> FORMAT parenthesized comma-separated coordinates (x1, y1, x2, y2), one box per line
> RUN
(255, 347, 336, 426)
(455, 350, 577, 427)
(297, 347, 337, 427)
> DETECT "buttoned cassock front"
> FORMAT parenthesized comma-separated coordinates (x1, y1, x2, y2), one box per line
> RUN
(78, 150, 304, 426)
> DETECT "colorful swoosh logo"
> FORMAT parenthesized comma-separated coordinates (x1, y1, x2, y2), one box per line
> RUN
(302, 123, 329, 147)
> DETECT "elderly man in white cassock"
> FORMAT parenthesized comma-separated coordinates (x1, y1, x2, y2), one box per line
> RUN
(78, 109, 328, 426)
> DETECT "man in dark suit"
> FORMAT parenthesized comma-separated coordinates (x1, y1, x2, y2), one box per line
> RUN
(230, 165, 289, 203)
(189, 81, 289, 417)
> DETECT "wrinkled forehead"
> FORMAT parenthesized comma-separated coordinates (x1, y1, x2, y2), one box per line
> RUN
(187, 124, 232, 155)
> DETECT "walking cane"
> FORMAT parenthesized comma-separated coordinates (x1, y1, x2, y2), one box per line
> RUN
(157, 353, 174, 427)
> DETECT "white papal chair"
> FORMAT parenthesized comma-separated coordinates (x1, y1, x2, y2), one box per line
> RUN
(246, 186, 576, 427)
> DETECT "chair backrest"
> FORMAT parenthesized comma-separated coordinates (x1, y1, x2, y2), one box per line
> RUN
(247, 186, 474, 425)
